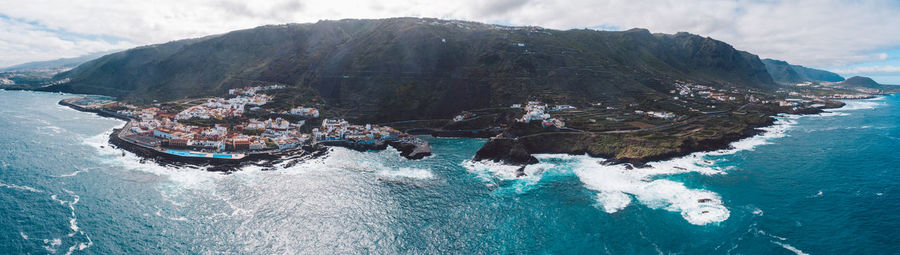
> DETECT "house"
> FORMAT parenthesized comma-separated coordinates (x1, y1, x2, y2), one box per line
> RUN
(290, 106, 320, 118)
(191, 140, 225, 151)
(231, 139, 251, 151)
(453, 112, 474, 122)
(249, 141, 266, 150)
(166, 138, 189, 148)
(274, 138, 299, 150)
(321, 119, 349, 132)
(541, 118, 565, 128)
(246, 119, 266, 130)
(131, 126, 148, 134)
(553, 105, 576, 111)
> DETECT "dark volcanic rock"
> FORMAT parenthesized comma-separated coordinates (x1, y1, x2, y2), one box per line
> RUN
(474, 138, 538, 165)
(515, 166, 527, 177)
(386, 140, 432, 160)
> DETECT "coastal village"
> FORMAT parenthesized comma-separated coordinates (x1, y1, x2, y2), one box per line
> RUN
(450, 79, 864, 136)
(61, 84, 430, 161)
(58, 76, 879, 166)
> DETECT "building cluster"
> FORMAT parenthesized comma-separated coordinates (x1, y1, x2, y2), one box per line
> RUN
(50, 78, 71, 85)
(127, 108, 309, 152)
(777, 88, 876, 101)
(175, 94, 272, 120)
(516, 101, 566, 128)
(113, 85, 315, 152)
(453, 111, 475, 122)
(289, 106, 320, 118)
(111, 81, 414, 154)
(633, 110, 677, 119)
(116, 106, 162, 120)
(312, 119, 403, 145)
(227, 84, 285, 96)
(671, 81, 737, 101)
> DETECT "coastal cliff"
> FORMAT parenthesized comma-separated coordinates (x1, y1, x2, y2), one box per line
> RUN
(474, 120, 770, 165)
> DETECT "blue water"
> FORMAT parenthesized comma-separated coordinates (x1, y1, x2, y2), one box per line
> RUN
(1, 90, 897, 254)
(166, 150, 206, 157)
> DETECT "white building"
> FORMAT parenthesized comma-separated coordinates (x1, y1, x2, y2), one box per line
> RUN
(290, 106, 320, 118)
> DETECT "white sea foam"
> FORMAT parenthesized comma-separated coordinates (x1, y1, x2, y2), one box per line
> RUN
(460, 159, 559, 194)
(594, 191, 631, 213)
(772, 241, 809, 255)
(81, 129, 224, 190)
(831, 98, 883, 111)
(155, 208, 189, 221)
(0, 182, 44, 193)
(460, 159, 537, 180)
(810, 190, 823, 198)
(43, 238, 62, 253)
(756, 228, 809, 254)
(38, 125, 64, 134)
(573, 158, 730, 225)
(576, 114, 802, 224)
(47, 190, 94, 255)
(467, 111, 798, 224)
(811, 111, 850, 117)
(706, 115, 796, 156)
(55, 168, 88, 178)
(314, 147, 438, 182)
(377, 167, 434, 180)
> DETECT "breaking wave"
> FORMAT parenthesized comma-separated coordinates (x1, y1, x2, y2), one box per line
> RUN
(831, 97, 885, 112)
(47, 190, 93, 255)
(0, 182, 44, 193)
(459, 111, 802, 225)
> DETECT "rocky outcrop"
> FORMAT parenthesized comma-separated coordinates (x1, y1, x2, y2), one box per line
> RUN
(386, 140, 432, 160)
(473, 138, 538, 165)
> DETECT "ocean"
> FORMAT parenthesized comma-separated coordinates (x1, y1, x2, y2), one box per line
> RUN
(1, 89, 897, 254)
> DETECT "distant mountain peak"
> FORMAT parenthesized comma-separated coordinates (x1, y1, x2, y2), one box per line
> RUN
(839, 76, 881, 89)
(761, 58, 844, 84)
(1, 51, 116, 72)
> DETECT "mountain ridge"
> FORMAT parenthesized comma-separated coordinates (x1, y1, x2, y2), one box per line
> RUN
(46, 18, 777, 122)
(1, 51, 115, 72)
(761, 58, 844, 84)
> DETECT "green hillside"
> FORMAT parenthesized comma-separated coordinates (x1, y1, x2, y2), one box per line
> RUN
(761, 58, 845, 84)
(46, 18, 776, 122)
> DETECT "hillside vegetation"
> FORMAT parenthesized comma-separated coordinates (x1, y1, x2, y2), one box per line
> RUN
(48, 18, 776, 122)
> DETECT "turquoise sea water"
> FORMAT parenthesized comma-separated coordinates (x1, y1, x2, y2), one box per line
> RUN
(1, 90, 897, 254)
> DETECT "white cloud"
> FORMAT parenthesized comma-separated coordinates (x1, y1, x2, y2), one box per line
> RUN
(0, 17, 136, 67)
(831, 65, 900, 75)
(1, 0, 899, 68)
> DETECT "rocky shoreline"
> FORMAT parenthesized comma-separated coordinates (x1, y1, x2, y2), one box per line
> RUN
(472, 102, 846, 167)
(62, 99, 429, 171)
(316, 139, 432, 160)
(60, 93, 851, 170)
(108, 127, 328, 171)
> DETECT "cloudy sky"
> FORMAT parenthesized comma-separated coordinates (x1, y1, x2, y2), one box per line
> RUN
(2, 0, 899, 83)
